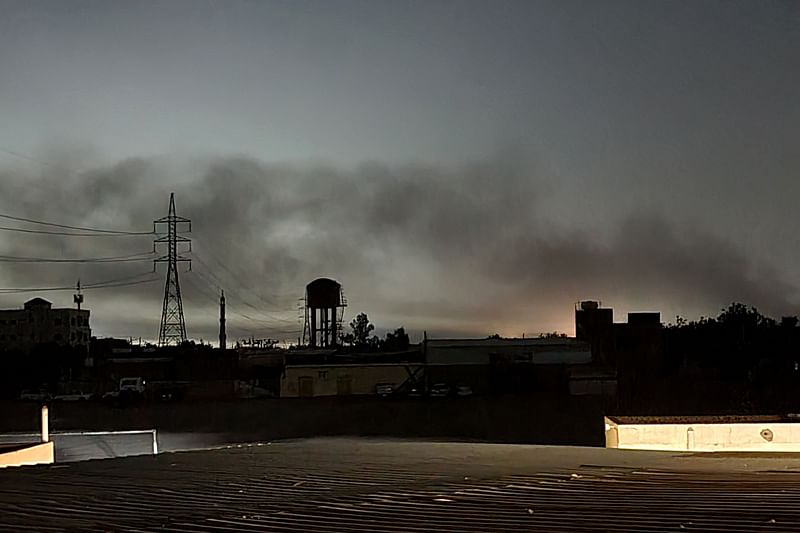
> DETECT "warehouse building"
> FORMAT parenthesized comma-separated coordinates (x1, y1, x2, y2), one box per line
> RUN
(281, 362, 422, 398)
(424, 336, 594, 394)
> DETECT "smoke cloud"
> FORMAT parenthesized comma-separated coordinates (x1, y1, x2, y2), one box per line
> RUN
(0, 150, 796, 342)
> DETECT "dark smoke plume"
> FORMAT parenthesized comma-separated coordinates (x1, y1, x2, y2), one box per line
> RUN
(0, 151, 795, 341)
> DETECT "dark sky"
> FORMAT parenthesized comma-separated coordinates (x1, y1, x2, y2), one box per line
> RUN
(0, 0, 798, 343)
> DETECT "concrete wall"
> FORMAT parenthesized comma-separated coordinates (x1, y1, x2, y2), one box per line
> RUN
(605, 416, 800, 452)
(281, 364, 419, 398)
(0, 442, 54, 468)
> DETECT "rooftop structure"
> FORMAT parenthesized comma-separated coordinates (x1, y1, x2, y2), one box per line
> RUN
(2, 439, 800, 530)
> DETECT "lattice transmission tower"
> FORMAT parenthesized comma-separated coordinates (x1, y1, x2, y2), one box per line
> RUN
(154, 193, 192, 346)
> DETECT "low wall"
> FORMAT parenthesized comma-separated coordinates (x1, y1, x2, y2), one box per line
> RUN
(605, 415, 800, 452)
(0, 430, 157, 462)
(0, 442, 54, 468)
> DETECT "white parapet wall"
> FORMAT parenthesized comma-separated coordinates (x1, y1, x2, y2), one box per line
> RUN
(0, 442, 54, 468)
(605, 415, 800, 452)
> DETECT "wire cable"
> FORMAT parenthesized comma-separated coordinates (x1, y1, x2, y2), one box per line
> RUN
(0, 251, 156, 263)
(0, 276, 159, 294)
(190, 252, 299, 324)
(0, 212, 154, 235)
(0, 271, 158, 293)
(0, 225, 151, 237)
(184, 271, 300, 334)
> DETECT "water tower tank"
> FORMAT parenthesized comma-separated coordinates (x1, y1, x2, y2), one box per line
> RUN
(305, 278, 346, 348)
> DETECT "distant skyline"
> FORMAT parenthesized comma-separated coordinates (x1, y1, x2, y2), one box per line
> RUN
(0, 0, 798, 342)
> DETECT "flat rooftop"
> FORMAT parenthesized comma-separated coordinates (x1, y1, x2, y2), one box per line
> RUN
(3, 438, 800, 531)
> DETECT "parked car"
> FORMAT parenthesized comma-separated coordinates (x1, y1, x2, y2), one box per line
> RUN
(119, 377, 146, 394)
(102, 390, 120, 402)
(430, 383, 451, 397)
(19, 389, 51, 402)
(456, 385, 473, 397)
(53, 391, 94, 401)
(375, 383, 394, 397)
(236, 381, 273, 399)
(407, 384, 424, 398)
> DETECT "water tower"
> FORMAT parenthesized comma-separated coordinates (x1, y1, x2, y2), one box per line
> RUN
(304, 278, 347, 348)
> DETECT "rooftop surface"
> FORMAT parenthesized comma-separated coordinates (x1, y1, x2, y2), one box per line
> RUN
(3, 438, 800, 532)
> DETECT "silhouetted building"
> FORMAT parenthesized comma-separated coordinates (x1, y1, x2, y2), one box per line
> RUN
(575, 301, 615, 365)
(615, 312, 664, 409)
(0, 298, 90, 353)
(425, 337, 593, 394)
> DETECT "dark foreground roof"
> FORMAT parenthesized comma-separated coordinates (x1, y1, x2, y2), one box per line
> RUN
(3, 439, 800, 532)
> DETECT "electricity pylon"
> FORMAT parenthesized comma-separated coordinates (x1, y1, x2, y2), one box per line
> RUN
(154, 193, 191, 346)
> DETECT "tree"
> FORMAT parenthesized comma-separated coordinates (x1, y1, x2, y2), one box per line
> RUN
(347, 313, 375, 347)
(382, 327, 410, 352)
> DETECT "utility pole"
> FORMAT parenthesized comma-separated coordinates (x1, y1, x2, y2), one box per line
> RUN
(154, 193, 191, 346)
(219, 290, 227, 350)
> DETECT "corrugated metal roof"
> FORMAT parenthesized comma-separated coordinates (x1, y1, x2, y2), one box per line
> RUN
(3, 439, 800, 532)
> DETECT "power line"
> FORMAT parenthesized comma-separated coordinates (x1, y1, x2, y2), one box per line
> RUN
(178, 277, 250, 339)
(190, 252, 298, 324)
(0, 251, 156, 263)
(185, 271, 300, 334)
(82, 271, 159, 287)
(0, 212, 154, 235)
(0, 225, 151, 237)
(195, 247, 297, 303)
(0, 146, 60, 169)
(84, 278, 160, 290)
(194, 267, 298, 326)
(0, 273, 159, 294)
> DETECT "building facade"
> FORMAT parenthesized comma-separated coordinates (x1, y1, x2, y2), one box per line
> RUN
(424, 336, 594, 394)
(281, 363, 421, 398)
(0, 298, 90, 353)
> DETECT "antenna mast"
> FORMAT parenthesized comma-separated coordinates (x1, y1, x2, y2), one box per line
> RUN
(73, 280, 83, 310)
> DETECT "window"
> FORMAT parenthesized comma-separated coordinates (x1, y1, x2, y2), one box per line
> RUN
(318, 370, 329, 380)
(54, 318, 62, 326)
(71, 317, 76, 326)
(9, 319, 16, 325)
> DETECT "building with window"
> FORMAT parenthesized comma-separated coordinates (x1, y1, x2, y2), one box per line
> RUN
(0, 298, 90, 353)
